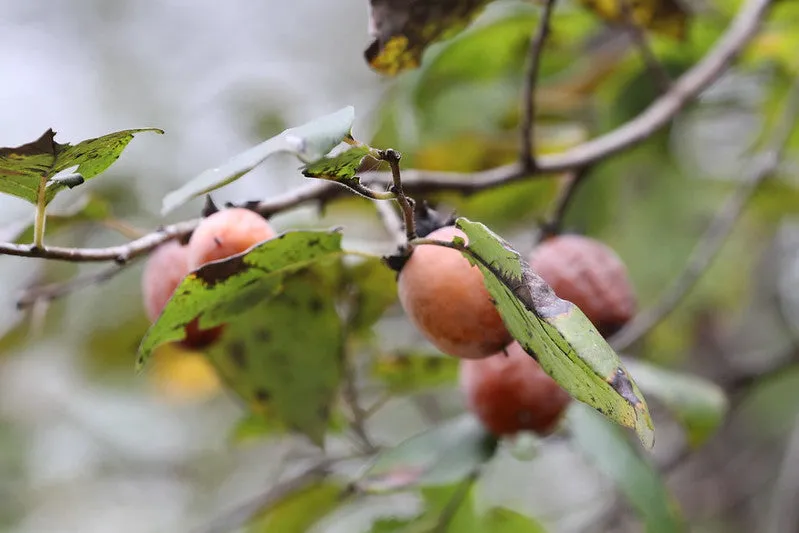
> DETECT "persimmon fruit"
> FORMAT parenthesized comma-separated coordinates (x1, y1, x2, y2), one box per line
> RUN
(398, 226, 512, 359)
(187, 207, 276, 269)
(529, 234, 636, 337)
(141, 240, 223, 349)
(459, 341, 571, 436)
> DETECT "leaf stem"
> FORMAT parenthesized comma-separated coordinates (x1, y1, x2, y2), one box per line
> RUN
(33, 178, 48, 248)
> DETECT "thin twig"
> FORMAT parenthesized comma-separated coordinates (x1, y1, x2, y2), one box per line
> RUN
(432, 469, 480, 532)
(17, 262, 132, 309)
(764, 413, 799, 533)
(610, 76, 799, 352)
(341, 355, 377, 454)
(620, 0, 672, 93)
(519, 0, 558, 171)
(379, 149, 416, 243)
(537, 167, 590, 243)
(0, 0, 771, 265)
(191, 458, 334, 533)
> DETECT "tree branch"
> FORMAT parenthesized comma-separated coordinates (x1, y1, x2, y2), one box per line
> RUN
(519, 0, 558, 171)
(621, 0, 672, 93)
(0, 0, 771, 265)
(610, 74, 799, 352)
(363, 0, 773, 191)
(16, 262, 132, 309)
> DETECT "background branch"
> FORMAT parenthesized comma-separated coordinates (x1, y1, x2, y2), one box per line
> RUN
(0, 0, 771, 277)
(610, 75, 799, 352)
(519, 0, 558, 170)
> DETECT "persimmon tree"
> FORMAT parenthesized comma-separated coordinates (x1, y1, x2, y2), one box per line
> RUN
(2, 0, 798, 531)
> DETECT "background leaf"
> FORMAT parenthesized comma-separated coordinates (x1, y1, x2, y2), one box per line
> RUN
(161, 106, 355, 214)
(248, 481, 343, 533)
(358, 414, 498, 492)
(341, 256, 398, 335)
(371, 352, 459, 395)
(369, 484, 546, 533)
(455, 217, 655, 448)
(0, 128, 162, 205)
(365, 0, 494, 75)
(623, 358, 729, 447)
(569, 403, 684, 533)
(0, 194, 112, 244)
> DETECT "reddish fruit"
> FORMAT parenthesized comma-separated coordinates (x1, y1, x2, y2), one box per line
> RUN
(141, 240, 223, 350)
(398, 226, 512, 359)
(459, 341, 571, 436)
(529, 234, 636, 337)
(187, 207, 275, 269)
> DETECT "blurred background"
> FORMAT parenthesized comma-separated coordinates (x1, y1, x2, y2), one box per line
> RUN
(1, 0, 799, 532)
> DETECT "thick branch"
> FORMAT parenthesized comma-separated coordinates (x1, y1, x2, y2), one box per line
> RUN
(610, 75, 799, 352)
(519, 0, 558, 170)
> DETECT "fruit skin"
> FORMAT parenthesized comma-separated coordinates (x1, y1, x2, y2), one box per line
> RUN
(398, 226, 512, 359)
(459, 341, 571, 436)
(141, 240, 223, 350)
(529, 234, 636, 337)
(187, 207, 276, 270)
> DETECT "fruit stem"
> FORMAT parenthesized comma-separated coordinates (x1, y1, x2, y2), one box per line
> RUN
(378, 149, 417, 243)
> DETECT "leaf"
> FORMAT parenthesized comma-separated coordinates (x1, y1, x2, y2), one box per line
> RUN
(302, 145, 374, 182)
(371, 352, 459, 394)
(577, 0, 689, 39)
(161, 106, 356, 214)
(342, 256, 398, 335)
(454, 217, 655, 449)
(623, 358, 728, 448)
(365, 0, 495, 75)
(249, 481, 343, 533)
(0, 128, 162, 205)
(358, 414, 498, 492)
(569, 404, 684, 533)
(136, 229, 343, 370)
(369, 484, 546, 533)
(1, 194, 112, 244)
(208, 267, 344, 446)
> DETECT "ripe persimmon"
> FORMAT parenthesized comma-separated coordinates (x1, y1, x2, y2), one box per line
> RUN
(459, 341, 571, 436)
(187, 207, 276, 269)
(398, 226, 511, 359)
(529, 234, 636, 337)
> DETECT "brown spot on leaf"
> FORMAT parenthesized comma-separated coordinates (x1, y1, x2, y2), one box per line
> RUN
(608, 368, 642, 407)
(229, 341, 246, 368)
(195, 255, 247, 288)
(254, 388, 271, 403)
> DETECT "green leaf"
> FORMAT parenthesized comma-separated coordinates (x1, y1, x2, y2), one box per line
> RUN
(623, 358, 728, 448)
(0, 128, 162, 205)
(1, 194, 112, 244)
(136, 229, 343, 370)
(302, 145, 374, 182)
(248, 481, 342, 533)
(454, 217, 655, 449)
(371, 352, 459, 394)
(161, 106, 356, 214)
(370, 484, 545, 533)
(358, 414, 498, 492)
(569, 404, 684, 533)
(365, 0, 495, 76)
(209, 267, 344, 446)
(342, 256, 398, 335)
